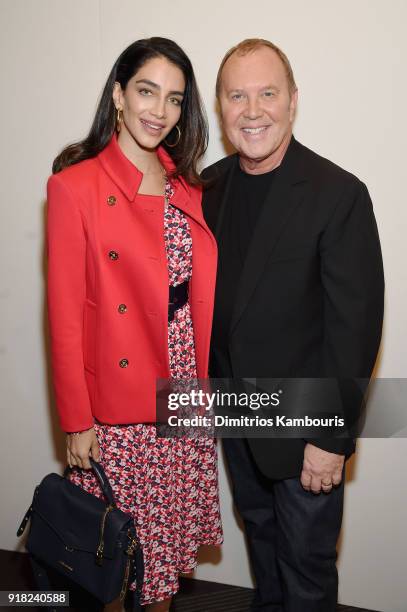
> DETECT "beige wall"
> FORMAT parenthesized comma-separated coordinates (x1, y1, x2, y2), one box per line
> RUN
(1, 1, 406, 611)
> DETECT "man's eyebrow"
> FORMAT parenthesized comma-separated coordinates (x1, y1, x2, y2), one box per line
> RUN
(262, 84, 280, 91)
(135, 79, 184, 96)
(226, 84, 280, 94)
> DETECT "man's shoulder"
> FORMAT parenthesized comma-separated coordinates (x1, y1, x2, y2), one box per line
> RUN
(294, 139, 362, 189)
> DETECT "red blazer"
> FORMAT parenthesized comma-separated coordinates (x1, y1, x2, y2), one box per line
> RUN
(46, 135, 217, 432)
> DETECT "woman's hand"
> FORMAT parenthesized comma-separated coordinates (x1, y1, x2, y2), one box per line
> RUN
(67, 427, 101, 469)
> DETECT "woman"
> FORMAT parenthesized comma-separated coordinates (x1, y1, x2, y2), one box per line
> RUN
(46, 37, 222, 611)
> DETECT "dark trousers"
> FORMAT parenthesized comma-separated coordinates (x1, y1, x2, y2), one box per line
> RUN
(222, 438, 345, 612)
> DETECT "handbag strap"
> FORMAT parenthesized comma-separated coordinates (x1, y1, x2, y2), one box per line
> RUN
(90, 459, 117, 507)
(63, 458, 117, 507)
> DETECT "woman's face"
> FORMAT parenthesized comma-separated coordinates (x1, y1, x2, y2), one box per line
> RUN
(113, 56, 185, 150)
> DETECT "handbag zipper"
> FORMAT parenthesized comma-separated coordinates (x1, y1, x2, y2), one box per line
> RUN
(96, 504, 114, 565)
(119, 529, 139, 601)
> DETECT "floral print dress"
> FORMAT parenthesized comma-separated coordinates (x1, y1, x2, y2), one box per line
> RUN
(68, 179, 223, 606)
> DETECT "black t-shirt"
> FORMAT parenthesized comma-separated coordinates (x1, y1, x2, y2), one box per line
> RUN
(211, 163, 278, 376)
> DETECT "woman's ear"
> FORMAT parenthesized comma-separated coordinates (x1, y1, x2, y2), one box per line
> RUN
(112, 81, 123, 109)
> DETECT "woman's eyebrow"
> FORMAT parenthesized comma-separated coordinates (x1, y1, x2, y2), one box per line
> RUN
(136, 78, 184, 96)
(136, 78, 159, 88)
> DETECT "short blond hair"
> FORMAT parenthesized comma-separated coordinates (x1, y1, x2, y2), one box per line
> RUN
(216, 38, 297, 97)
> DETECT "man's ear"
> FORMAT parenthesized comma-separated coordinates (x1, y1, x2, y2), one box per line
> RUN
(112, 81, 124, 109)
(289, 88, 298, 123)
(215, 97, 223, 125)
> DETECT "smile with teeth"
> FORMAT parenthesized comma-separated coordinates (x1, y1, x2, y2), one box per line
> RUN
(242, 126, 269, 134)
(140, 119, 164, 131)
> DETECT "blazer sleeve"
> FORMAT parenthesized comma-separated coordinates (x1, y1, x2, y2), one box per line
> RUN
(305, 179, 384, 455)
(46, 173, 94, 433)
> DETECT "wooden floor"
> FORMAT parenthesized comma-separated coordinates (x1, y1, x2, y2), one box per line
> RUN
(0, 550, 381, 611)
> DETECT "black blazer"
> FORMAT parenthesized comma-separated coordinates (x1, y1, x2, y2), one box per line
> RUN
(202, 136, 384, 480)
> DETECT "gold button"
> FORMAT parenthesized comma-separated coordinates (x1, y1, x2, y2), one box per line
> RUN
(109, 250, 119, 260)
(107, 195, 116, 206)
(119, 358, 129, 368)
(118, 303, 127, 314)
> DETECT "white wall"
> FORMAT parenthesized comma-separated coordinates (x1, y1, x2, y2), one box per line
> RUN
(1, 1, 406, 611)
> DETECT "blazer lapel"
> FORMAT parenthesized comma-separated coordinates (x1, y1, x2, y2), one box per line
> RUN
(203, 155, 239, 240)
(213, 156, 239, 240)
(230, 137, 308, 334)
(168, 180, 217, 245)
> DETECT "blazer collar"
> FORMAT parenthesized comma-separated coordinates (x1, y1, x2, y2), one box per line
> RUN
(271, 134, 308, 186)
(97, 134, 191, 205)
(210, 136, 306, 236)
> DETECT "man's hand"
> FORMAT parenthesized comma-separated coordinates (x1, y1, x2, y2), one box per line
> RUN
(300, 443, 345, 494)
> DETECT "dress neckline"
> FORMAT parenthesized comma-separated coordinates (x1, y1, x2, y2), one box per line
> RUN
(135, 192, 164, 199)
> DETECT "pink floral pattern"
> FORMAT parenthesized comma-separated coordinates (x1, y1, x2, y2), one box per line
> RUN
(68, 178, 222, 605)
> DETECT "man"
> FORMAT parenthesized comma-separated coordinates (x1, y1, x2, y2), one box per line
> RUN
(202, 39, 384, 611)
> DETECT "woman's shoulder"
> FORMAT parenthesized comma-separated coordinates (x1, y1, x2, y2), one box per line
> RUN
(47, 156, 100, 195)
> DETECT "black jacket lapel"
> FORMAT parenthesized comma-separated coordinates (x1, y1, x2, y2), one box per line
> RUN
(230, 137, 308, 334)
(203, 155, 238, 240)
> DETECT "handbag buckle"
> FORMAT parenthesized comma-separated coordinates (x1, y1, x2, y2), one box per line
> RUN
(126, 537, 138, 556)
(16, 505, 33, 537)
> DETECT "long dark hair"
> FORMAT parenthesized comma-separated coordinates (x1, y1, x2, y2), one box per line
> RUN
(52, 37, 208, 184)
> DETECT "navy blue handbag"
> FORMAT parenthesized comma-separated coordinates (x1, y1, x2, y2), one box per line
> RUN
(17, 458, 143, 610)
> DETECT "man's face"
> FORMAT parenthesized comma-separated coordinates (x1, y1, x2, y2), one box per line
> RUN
(218, 46, 297, 168)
